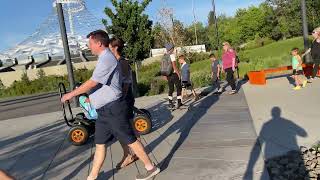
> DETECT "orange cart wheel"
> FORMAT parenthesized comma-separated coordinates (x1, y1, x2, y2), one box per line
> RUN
(133, 115, 152, 135)
(68, 126, 89, 146)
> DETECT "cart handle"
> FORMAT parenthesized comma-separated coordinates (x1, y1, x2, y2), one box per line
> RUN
(58, 82, 73, 127)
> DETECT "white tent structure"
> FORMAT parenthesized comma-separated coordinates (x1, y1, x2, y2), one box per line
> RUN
(1, 0, 104, 60)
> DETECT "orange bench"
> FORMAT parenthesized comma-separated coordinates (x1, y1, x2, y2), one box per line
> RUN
(248, 64, 319, 85)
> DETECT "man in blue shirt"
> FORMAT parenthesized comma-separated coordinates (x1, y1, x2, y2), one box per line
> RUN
(61, 30, 159, 180)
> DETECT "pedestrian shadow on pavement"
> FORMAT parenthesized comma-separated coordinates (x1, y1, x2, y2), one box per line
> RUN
(286, 76, 297, 87)
(144, 87, 220, 171)
(148, 101, 174, 132)
(243, 107, 308, 180)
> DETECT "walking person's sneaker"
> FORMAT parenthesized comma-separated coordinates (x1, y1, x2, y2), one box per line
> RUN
(293, 86, 302, 90)
(228, 90, 237, 95)
(177, 99, 183, 109)
(302, 80, 307, 88)
(168, 100, 175, 109)
(136, 166, 160, 180)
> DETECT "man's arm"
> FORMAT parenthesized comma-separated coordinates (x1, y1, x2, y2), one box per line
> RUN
(61, 79, 98, 102)
(172, 61, 180, 78)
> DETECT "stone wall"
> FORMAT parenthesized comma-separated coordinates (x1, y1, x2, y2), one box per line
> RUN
(0, 61, 97, 87)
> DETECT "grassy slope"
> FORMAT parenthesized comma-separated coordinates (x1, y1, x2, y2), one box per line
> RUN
(238, 37, 304, 76)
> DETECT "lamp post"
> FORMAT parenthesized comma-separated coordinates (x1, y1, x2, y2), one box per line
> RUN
(192, 0, 198, 45)
(301, 0, 311, 63)
(212, 0, 220, 50)
(56, 1, 77, 106)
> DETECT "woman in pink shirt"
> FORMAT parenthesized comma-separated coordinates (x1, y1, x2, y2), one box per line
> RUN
(221, 42, 237, 94)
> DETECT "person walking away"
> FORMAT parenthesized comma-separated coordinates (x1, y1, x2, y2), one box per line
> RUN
(220, 42, 237, 94)
(210, 53, 221, 93)
(160, 43, 183, 109)
(291, 48, 307, 90)
(61, 30, 159, 180)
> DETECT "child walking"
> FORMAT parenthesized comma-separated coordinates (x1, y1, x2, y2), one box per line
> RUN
(210, 53, 221, 93)
(178, 54, 198, 102)
(291, 48, 307, 90)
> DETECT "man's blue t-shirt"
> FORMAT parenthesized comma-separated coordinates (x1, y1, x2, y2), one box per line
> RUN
(89, 49, 122, 109)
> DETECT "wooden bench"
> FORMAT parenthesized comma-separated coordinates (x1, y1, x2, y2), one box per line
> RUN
(248, 64, 319, 85)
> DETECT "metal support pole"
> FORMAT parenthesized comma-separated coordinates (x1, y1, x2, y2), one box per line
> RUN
(192, 0, 198, 45)
(301, 0, 311, 63)
(56, 2, 77, 106)
(212, 0, 220, 50)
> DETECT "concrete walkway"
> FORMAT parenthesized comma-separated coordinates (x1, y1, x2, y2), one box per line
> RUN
(1, 76, 318, 180)
(243, 76, 320, 160)
(0, 86, 270, 180)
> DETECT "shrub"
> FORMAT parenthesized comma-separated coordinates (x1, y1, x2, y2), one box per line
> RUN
(0, 79, 4, 90)
(148, 77, 167, 96)
(73, 67, 93, 83)
(136, 82, 150, 97)
(184, 52, 210, 64)
(36, 69, 46, 79)
(21, 72, 30, 84)
(191, 71, 211, 88)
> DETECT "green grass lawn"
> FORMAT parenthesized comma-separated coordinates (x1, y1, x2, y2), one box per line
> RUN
(238, 37, 306, 74)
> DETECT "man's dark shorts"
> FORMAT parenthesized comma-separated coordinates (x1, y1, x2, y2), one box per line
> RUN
(94, 99, 137, 145)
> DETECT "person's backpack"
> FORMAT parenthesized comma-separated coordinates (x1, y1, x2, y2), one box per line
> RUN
(160, 54, 173, 76)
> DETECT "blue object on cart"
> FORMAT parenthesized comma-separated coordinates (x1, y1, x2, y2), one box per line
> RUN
(79, 95, 98, 120)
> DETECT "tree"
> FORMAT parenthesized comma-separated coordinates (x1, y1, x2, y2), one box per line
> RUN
(152, 22, 171, 48)
(103, 0, 153, 62)
(208, 11, 215, 26)
(266, 0, 304, 39)
(186, 22, 208, 46)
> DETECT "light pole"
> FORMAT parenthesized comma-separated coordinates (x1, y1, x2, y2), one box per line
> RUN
(212, 0, 220, 50)
(192, 0, 198, 45)
(56, 1, 77, 106)
(301, 0, 311, 63)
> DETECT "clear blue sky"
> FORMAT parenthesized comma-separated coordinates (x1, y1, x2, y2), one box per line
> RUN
(0, 0, 263, 52)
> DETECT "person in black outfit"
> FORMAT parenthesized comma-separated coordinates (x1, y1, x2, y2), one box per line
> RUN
(305, 27, 320, 80)
(163, 43, 182, 109)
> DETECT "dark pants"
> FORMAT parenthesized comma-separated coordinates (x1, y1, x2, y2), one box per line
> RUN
(168, 73, 182, 100)
(236, 66, 240, 79)
(212, 73, 221, 90)
(312, 62, 320, 78)
(225, 68, 236, 91)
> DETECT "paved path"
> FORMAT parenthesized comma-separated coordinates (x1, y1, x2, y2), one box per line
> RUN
(0, 86, 269, 180)
(243, 76, 320, 160)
